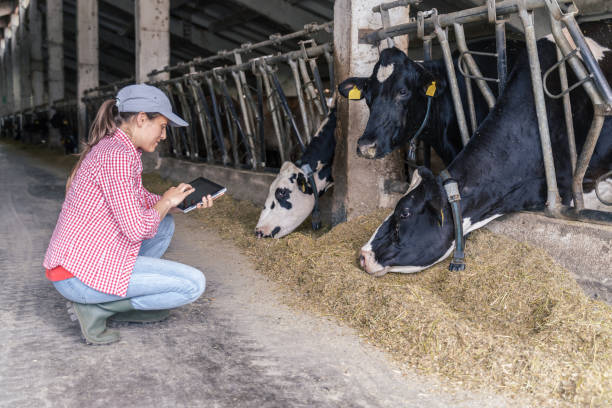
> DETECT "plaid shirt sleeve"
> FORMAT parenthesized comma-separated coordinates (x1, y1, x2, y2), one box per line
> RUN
(98, 152, 161, 242)
(141, 188, 162, 209)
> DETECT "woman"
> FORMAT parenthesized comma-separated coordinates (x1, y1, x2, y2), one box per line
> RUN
(44, 84, 211, 345)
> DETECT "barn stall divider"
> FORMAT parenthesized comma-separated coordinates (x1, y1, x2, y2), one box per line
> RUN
(81, 22, 333, 174)
(364, 0, 611, 226)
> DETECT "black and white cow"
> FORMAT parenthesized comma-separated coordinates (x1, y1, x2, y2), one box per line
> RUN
(359, 23, 612, 276)
(338, 38, 523, 165)
(255, 108, 336, 238)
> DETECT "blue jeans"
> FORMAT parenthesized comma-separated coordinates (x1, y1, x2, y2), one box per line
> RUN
(52, 215, 206, 310)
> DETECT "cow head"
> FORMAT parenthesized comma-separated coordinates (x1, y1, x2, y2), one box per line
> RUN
(255, 161, 332, 239)
(338, 47, 446, 159)
(359, 167, 454, 276)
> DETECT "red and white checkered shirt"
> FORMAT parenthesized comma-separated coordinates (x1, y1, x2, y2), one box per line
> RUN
(43, 128, 162, 296)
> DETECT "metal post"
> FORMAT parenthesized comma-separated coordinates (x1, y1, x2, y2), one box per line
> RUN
(555, 46, 577, 174)
(258, 62, 287, 163)
(517, 0, 561, 213)
(186, 78, 213, 163)
(453, 23, 496, 109)
(495, 20, 508, 95)
(205, 76, 230, 165)
(432, 11, 471, 146)
(288, 58, 312, 143)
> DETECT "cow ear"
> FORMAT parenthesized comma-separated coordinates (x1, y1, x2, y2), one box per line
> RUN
(296, 173, 314, 195)
(424, 176, 446, 225)
(338, 77, 367, 100)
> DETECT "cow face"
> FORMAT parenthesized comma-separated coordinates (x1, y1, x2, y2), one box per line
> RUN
(255, 161, 330, 239)
(359, 167, 454, 276)
(338, 47, 445, 159)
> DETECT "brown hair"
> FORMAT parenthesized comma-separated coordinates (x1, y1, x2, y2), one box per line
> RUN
(65, 100, 159, 193)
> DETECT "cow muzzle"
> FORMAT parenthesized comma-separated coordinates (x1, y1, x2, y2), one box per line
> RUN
(356, 141, 378, 159)
(359, 249, 390, 277)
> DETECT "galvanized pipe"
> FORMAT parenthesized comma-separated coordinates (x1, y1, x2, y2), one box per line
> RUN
(518, 1, 561, 213)
(372, 0, 421, 12)
(186, 79, 214, 163)
(205, 76, 230, 165)
(433, 12, 471, 146)
(495, 20, 508, 95)
(309, 57, 329, 116)
(298, 56, 325, 116)
(174, 82, 197, 159)
(463, 60, 478, 133)
(257, 63, 287, 164)
(365, 0, 573, 45)
(453, 23, 496, 109)
(555, 46, 577, 174)
(289, 58, 312, 143)
(573, 109, 605, 211)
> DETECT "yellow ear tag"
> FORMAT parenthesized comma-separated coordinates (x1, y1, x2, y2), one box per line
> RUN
(348, 86, 362, 100)
(426, 81, 437, 97)
(439, 208, 444, 227)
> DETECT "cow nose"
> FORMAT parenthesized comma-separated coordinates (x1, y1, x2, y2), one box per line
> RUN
(359, 254, 366, 268)
(254, 229, 264, 239)
(357, 142, 377, 158)
(360, 249, 374, 271)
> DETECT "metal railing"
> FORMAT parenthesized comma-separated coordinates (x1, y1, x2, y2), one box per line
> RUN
(365, 0, 611, 224)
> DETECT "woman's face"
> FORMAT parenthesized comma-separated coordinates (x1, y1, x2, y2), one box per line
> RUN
(132, 113, 169, 152)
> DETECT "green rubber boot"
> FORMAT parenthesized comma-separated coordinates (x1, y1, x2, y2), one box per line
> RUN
(68, 299, 134, 345)
(110, 309, 170, 323)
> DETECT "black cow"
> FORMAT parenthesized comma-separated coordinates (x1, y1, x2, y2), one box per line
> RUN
(359, 26, 612, 276)
(255, 108, 336, 238)
(338, 38, 523, 165)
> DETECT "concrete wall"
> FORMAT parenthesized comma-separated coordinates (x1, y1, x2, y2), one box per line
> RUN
(331, 0, 408, 225)
(135, 0, 170, 83)
(76, 0, 99, 143)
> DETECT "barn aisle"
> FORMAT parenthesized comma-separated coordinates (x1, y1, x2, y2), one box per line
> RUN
(0, 142, 523, 408)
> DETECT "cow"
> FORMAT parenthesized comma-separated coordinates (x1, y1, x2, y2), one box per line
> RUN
(338, 38, 524, 165)
(359, 24, 612, 276)
(255, 108, 336, 238)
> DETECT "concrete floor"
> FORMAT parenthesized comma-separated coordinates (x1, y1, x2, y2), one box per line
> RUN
(0, 142, 527, 408)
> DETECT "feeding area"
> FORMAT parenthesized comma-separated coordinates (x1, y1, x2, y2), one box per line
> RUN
(144, 172, 612, 408)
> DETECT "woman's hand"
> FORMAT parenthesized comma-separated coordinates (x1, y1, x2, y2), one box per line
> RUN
(162, 183, 195, 208)
(196, 194, 214, 209)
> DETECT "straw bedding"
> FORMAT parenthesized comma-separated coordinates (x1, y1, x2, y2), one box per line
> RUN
(140, 172, 611, 407)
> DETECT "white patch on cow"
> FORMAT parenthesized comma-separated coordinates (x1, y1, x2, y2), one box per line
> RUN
(255, 160, 335, 238)
(463, 213, 503, 233)
(583, 177, 612, 212)
(544, 29, 611, 61)
(376, 63, 395, 83)
(387, 244, 455, 274)
(405, 170, 422, 195)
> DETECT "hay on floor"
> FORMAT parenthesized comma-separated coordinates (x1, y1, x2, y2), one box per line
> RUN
(143, 173, 612, 407)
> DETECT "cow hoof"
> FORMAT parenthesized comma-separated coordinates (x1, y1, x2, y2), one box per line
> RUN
(448, 262, 466, 272)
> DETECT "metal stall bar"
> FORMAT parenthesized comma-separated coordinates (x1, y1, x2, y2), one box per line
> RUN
(547, 14, 610, 214)
(149, 21, 333, 77)
(453, 22, 496, 109)
(431, 9, 471, 146)
(545, 0, 612, 105)
(288, 57, 312, 143)
(487, 0, 509, 95)
(252, 63, 267, 165)
(517, 0, 561, 214)
(231, 53, 258, 165)
(185, 78, 214, 163)
(417, 10, 435, 169)
(265, 61, 307, 153)
(364, 0, 573, 44)
(204, 75, 230, 166)
(214, 68, 256, 169)
(174, 82, 198, 159)
(191, 78, 225, 164)
(257, 60, 287, 164)
(164, 85, 190, 159)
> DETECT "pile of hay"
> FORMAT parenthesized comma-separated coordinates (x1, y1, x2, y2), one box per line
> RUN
(154, 173, 610, 406)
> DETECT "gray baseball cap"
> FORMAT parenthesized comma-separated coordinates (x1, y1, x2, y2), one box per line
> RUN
(116, 84, 188, 127)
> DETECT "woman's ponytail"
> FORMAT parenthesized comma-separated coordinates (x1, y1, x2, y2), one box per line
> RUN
(65, 99, 118, 193)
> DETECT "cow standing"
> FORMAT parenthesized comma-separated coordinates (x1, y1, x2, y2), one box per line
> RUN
(359, 26, 612, 276)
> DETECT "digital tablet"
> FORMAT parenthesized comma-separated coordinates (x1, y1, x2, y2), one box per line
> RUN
(177, 177, 227, 213)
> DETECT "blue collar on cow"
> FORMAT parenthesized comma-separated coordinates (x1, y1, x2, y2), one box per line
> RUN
(439, 169, 466, 272)
(296, 161, 322, 230)
(407, 82, 437, 162)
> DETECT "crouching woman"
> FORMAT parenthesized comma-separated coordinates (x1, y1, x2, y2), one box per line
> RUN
(44, 84, 212, 345)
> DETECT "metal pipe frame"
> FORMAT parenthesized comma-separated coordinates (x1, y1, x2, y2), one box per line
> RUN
(148, 21, 333, 77)
(518, 0, 561, 214)
(555, 46, 577, 174)
(288, 57, 312, 143)
(205, 76, 230, 166)
(432, 10, 471, 146)
(364, 0, 574, 45)
(185, 78, 213, 163)
(453, 23, 496, 109)
(372, 0, 421, 13)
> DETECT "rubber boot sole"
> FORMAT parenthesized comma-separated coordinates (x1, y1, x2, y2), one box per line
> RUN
(67, 302, 120, 345)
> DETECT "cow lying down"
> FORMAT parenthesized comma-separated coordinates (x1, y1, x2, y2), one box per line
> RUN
(360, 30, 612, 276)
(255, 108, 336, 238)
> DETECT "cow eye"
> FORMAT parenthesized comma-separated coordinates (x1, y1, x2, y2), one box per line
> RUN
(400, 210, 410, 219)
(398, 88, 410, 97)
(275, 189, 289, 201)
